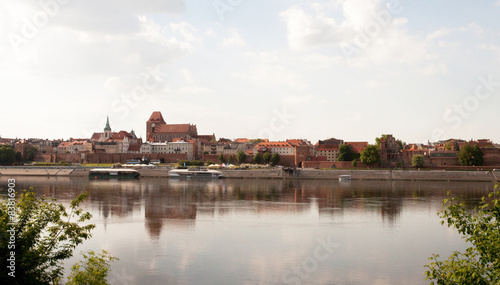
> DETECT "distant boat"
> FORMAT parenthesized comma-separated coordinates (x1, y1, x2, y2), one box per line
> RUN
(338, 175, 351, 181)
(89, 168, 140, 179)
(169, 169, 223, 178)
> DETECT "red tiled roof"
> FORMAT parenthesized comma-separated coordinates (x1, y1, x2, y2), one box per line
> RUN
(345, 141, 368, 153)
(256, 142, 293, 148)
(148, 111, 166, 124)
(286, 139, 310, 147)
(91, 133, 103, 140)
(128, 144, 141, 152)
(346, 142, 368, 147)
(111, 131, 133, 140)
(234, 138, 250, 143)
(154, 124, 196, 134)
(197, 135, 215, 144)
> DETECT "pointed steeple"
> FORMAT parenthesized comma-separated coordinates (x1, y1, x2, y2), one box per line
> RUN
(104, 116, 111, 132)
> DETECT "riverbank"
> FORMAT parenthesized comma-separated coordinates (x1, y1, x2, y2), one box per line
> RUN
(1, 167, 499, 182)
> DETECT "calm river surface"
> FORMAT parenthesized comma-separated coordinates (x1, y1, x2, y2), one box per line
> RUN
(1, 177, 495, 284)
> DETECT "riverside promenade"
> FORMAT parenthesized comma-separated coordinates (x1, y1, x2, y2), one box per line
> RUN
(1, 167, 499, 182)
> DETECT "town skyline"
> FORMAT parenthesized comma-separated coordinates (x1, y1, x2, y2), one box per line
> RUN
(1, 112, 497, 147)
(2, 1, 500, 144)
(3, 111, 497, 169)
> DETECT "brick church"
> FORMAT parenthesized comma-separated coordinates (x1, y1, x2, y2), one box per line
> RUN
(146, 111, 199, 142)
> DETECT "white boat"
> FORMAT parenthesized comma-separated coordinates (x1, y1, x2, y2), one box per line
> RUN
(169, 169, 223, 178)
(338, 175, 351, 181)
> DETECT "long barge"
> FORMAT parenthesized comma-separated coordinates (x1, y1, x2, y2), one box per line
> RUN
(89, 168, 140, 179)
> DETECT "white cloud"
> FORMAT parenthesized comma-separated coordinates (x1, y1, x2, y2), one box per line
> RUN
(364, 79, 385, 89)
(238, 63, 306, 90)
(222, 28, 245, 47)
(280, 5, 349, 50)
(205, 28, 216, 37)
(458, 22, 485, 37)
(3, 15, 195, 79)
(425, 28, 451, 41)
(479, 44, 500, 62)
(180, 68, 194, 83)
(170, 22, 200, 43)
(175, 86, 213, 94)
(282, 94, 314, 105)
(280, 0, 431, 65)
(419, 62, 447, 76)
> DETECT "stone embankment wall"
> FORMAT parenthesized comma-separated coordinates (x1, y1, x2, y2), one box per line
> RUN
(1, 167, 499, 182)
(0, 167, 75, 176)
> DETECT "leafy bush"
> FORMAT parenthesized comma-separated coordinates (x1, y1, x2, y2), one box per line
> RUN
(67, 250, 118, 285)
(425, 187, 500, 284)
(0, 190, 95, 284)
(177, 160, 204, 167)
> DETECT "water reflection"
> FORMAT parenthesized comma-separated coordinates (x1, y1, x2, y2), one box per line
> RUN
(0, 177, 495, 285)
(3, 177, 494, 234)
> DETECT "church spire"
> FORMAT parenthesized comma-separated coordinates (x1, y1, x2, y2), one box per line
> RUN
(104, 116, 111, 132)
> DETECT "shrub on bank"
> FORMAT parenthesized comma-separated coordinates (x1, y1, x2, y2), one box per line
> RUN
(177, 160, 204, 168)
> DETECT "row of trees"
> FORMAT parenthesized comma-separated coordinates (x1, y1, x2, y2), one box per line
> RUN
(0, 145, 16, 165)
(0, 145, 37, 165)
(458, 143, 484, 166)
(411, 143, 485, 168)
(218, 151, 281, 165)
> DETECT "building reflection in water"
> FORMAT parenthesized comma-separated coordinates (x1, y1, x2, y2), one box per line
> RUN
(2, 177, 495, 240)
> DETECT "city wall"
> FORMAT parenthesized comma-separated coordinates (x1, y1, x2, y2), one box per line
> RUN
(34, 153, 187, 164)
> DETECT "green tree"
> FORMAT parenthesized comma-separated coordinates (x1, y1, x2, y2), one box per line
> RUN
(236, 150, 246, 164)
(0, 190, 95, 284)
(375, 135, 388, 148)
(445, 141, 452, 151)
(263, 152, 271, 164)
(397, 139, 405, 149)
(0, 145, 16, 165)
(458, 143, 484, 166)
(67, 250, 118, 285)
(337, 144, 359, 161)
(271, 153, 280, 166)
(411, 154, 424, 168)
(15, 152, 22, 162)
(425, 187, 500, 284)
(250, 139, 265, 143)
(360, 145, 380, 166)
(453, 141, 460, 152)
(218, 153, 226, 164)
(26, 146, 37, 161)
(227, 155, 234, 164)
(351, 160, 357, 167)
(253, 153, 263, 164)
(178, 160, 204, 167)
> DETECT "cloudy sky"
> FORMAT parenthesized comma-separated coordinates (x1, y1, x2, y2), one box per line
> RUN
(1, 0, 500, 144)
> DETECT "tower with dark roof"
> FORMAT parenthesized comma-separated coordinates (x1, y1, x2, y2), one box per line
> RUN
(104, 116, 112, 139)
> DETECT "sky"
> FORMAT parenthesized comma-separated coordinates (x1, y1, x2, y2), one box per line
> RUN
(1, 0, 500, 145)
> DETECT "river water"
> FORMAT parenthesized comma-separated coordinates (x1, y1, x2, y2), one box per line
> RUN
(1, 177, 494, 284)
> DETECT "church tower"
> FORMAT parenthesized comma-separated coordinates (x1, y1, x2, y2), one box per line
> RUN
(146, 111, 166, 141)
(104, 116, 112, 139)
